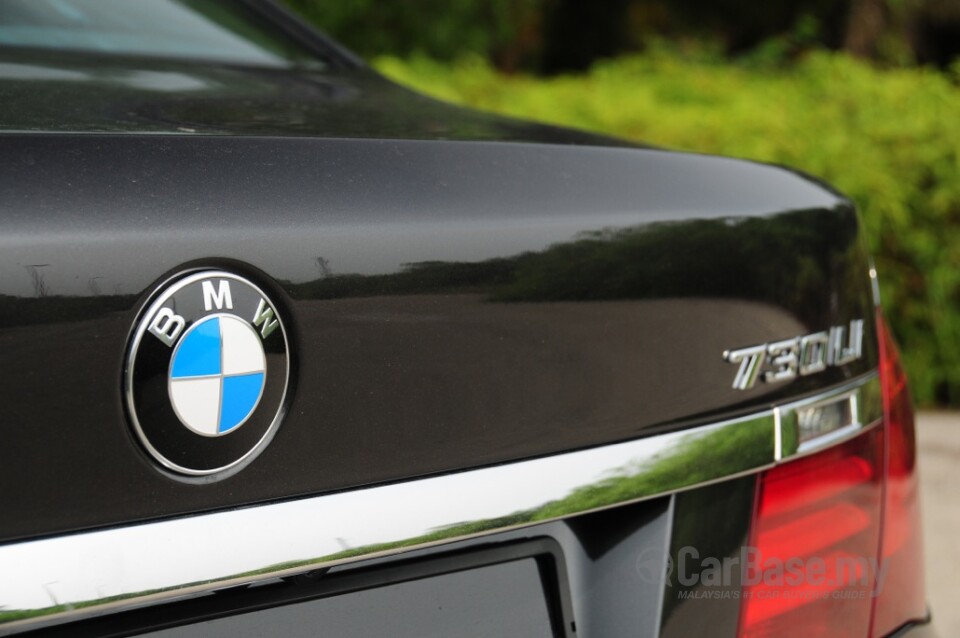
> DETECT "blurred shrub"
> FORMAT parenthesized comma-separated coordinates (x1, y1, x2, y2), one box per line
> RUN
(375, 50, 960, 406)
(281, 0, 542, 67)
(283, 0, 960, 72)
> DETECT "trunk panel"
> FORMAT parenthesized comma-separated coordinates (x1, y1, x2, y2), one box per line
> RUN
(0, 134, 878, 541)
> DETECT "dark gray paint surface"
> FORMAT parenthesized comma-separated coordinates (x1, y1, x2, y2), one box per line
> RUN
(659, 477, 757, 638)
(0, 47, 625, 145)
(0, 132, 878, 541)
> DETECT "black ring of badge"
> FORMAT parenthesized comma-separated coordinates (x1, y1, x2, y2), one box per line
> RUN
(124, 270, 290, 477)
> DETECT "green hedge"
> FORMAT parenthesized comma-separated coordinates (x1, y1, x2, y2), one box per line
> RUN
(281, 0, 540, 63)
(375, 51, 960, 406)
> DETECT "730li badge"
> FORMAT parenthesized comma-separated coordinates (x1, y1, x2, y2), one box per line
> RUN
(723, 320, 864, 390)
(125, 270, 289, 477)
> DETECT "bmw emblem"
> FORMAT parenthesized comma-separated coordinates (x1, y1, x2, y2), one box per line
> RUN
(125, 270, 290, 477)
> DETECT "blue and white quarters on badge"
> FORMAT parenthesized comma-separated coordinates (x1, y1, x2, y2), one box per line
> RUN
(169, 315, 266, 436)
(125, 270, 290, 478)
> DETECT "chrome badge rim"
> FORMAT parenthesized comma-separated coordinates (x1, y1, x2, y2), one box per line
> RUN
(124, 270, 290, 477)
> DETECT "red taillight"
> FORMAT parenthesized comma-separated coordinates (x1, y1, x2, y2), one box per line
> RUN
(738, 310, 925, 637)
(739, 428, 884, 637)
(870, 310, 926, 637)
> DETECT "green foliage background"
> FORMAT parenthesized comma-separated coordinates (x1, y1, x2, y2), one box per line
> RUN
(374, 50, 960, 406)
(281, 0, 542, 65)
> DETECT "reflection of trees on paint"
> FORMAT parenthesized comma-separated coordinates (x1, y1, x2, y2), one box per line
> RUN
(23, 265, 50, 297)
(3, 207, 866, 330)
(287, 207, 868, 328)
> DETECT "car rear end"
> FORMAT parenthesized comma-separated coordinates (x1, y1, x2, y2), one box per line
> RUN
(0, 1, 931, 636)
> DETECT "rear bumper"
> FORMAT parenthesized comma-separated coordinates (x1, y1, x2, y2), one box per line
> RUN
(889, 614, 936, 638)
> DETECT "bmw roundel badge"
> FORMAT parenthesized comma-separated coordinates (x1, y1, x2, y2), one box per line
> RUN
(125, 270, 290, 477)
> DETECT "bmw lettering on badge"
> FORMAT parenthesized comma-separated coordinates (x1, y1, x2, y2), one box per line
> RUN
(125, 270, 289, 478)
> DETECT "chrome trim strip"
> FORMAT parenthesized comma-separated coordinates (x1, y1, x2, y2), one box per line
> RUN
(773, 406, 783, 462)
(0, 373, 879, 634)
(868, 259, 883, 308)
(777, 373, 882, 460)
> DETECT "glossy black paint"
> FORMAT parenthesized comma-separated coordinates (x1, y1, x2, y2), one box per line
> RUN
(0, 47, 627, 145)
(659, 477, 757, 638)
(0, 129, 878, 542)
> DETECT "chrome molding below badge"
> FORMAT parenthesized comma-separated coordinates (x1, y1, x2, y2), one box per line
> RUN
(0, 373, 880, 635)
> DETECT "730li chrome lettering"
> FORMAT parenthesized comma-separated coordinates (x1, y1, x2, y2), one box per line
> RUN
(723, 320, 864, 390)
